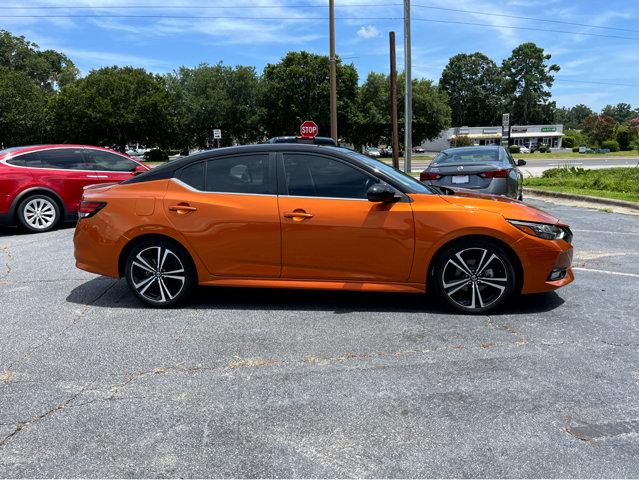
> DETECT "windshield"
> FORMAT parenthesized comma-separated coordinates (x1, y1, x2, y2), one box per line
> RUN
(334, 148, 431, 194)
(434, 148, 501, 165)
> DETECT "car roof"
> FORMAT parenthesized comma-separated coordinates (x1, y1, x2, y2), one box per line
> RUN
(266, 136, 337, 146)
(0, 144, 129, 161)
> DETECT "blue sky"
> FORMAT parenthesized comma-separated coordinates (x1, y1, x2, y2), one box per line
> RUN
(2, 0, 638, 111)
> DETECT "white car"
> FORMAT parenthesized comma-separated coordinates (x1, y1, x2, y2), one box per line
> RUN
(365, 147, 381, 157)
(518, 146, 530, 154)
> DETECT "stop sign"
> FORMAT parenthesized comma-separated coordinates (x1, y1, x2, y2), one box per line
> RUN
(299, 120, 319, 139)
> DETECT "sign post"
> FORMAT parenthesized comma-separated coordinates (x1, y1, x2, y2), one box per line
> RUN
(213, 128, 222, 148)
(299, 121, 319, 139)
(501, 113, 510, 147)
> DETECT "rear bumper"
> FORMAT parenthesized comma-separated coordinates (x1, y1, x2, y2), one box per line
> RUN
(514, 235, 574, 294)
(426, 178, 512, 197)
(74, 217, 124, 278)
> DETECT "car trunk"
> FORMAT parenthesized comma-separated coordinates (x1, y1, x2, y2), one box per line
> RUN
(429, 163, 501, 189)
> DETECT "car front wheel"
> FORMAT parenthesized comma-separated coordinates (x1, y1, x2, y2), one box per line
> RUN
(125, 239, 196, 307)
(17, 194, 60, 233)
(433, 240, 517, 313)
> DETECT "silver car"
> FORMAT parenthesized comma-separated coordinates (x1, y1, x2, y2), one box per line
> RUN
(420, 146, 526, 200)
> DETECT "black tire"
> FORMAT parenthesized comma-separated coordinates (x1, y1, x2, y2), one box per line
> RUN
(433, 239, 517, 314)
(17, 194, 61, 233)
(518, 192, 523, 201)
(125, 238, 196, 307)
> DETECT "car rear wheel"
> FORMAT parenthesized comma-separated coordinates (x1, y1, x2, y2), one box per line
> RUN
(433, 240, 517, 313)
(125, 239, 196, 307)
(17, 194, 60, 233)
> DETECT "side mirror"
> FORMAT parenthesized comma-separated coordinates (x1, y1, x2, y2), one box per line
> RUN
(517, 159, 527, 166)
(133, 164, 148, 175)
(367, 184, 398, 203)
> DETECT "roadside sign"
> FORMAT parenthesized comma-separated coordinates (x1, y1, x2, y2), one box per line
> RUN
(502, 113, 510, 127)
(300, 121, 319, 139)
(213, 129, 222, 139)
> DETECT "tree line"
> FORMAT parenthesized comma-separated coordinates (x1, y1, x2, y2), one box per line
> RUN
(1, 29, 636, 153)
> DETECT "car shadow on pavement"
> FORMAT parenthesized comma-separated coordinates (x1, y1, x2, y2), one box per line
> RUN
(66, 276, 565, 316)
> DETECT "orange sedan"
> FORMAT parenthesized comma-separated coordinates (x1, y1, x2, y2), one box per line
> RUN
(74, 144, 573, 313)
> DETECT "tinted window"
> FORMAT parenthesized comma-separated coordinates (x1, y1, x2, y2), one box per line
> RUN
(179, 162, 205, 191)
(85, 149, 138, 172)
(434, 149, 501, 165)
(8, 152, 43, 168)
(206, 154, 272, 194)
(283, 153, 375, 199)
(40, 148, 87, 170)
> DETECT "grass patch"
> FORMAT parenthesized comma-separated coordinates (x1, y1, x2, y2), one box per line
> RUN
(524, 167, 639, 203)
(517, 151, 639, 159)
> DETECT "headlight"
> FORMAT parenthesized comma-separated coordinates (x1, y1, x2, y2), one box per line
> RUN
(508, 220, 568, 241)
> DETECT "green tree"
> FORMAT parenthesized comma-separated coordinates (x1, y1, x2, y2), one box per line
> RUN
(554, 104, 594, 129)
(581, 114, 617, 147)
(401, 74, 451, 145)
(0, 30, 78, 90)
(167, 63, 263, 149)
(352, 72, 391, 148)
(439, 52, 503, 127)
(51, 66, 175, 151)
(616, 124, 634, 151)
(502, 42, 559, 124)
(260, 51, 359, 141)
(0, 68, 47, 147)
(601, 103, 637, 124)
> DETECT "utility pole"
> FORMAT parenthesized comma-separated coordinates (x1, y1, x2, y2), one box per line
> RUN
(389, 31, 399, 170)
(403, 0, 412, 173)
(329, 0, 338, 143)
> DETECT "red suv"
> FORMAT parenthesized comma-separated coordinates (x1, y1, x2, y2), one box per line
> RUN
(0, 145, 149, 232)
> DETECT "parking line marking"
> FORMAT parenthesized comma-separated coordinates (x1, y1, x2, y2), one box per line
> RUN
(574, 267, 639, 278)
(573, 229, 639, 236)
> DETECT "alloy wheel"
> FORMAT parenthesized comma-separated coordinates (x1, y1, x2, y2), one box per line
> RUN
(23, 198, 57, 230)
(129, 246, 186, 303)
(441, 247, 509, 310)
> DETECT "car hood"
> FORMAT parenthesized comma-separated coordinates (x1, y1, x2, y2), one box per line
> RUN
(414, 188, 561, 225)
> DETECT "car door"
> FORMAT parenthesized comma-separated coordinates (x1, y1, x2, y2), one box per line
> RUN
(164, 153, 281, 278)
(83, 148, 143, 183)
(37, 147, 93, 213)
(277, 151, 415, 282)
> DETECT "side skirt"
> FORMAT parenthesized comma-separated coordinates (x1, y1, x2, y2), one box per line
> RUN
(199, 277, 426, 294)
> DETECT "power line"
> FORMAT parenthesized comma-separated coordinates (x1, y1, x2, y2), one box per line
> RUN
(555, 79, 639, 88)
(6, 2, 639, 36)
(3, 13, 639, 41)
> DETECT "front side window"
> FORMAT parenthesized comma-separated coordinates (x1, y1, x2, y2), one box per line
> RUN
(283, 153, 376, 199)
(85, 149, 138, 172)
(40, 148, 87, 170)
(206, 154, 272, 194)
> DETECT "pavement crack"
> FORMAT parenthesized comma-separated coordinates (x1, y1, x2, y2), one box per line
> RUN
(0, 388, 86, 449)
(0, 245, 14, 279)
(485, 316, 529, 345)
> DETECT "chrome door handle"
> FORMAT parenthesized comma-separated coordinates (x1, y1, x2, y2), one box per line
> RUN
(86, 175, 108, 179)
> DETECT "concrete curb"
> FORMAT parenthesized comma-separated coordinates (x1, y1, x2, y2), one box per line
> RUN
(524, 188, 639, 211)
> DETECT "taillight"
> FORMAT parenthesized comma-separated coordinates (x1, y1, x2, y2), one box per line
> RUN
(480, 169, 510, 178)
(420, 171, 441, 181)
(78, 201, 106, 219)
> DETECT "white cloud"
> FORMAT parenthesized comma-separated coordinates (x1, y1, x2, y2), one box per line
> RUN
(357, 25, 380, 39)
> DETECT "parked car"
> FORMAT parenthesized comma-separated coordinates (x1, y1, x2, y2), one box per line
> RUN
(74, 144, 573, 313)
(266, 136, 337, 146)
(364, 147, 381, 157)
(0, 145, 149, 232)
(518, 145, 530, 154)
(413, 146, 426, 153)
(420, 146, 526, 200)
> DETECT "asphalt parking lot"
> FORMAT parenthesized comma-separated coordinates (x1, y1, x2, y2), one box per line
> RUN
(1, 198, 638, 477)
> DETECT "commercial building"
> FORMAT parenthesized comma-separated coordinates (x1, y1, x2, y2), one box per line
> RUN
(421, 124, 564, 152)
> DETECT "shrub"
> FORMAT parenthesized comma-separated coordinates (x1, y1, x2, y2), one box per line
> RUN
(562, 136, 575, 148)
(572, 147, 580, 152)
(601, 139, 620, 152)
(508, 145, 520, 154)
(616, 125, 633, 151)
(454, 135, 474, 147)
(143, 148, 169, 162)
(538, 144, 550, 153)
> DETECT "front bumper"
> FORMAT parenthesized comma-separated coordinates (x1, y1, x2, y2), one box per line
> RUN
(514, 234, 574, 294)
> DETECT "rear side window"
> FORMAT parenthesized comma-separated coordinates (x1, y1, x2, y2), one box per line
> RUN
(205, 154, 272, 194)
(179, 162, 206, 191)
(40, 148, 87, 170)
(6, 152, 42, 168)
(85, 149, 138, 172)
